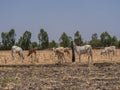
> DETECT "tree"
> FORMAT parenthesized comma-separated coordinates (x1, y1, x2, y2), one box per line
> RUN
(91, 33, 98, 41)
(1, 32, 8, 49)
(18, 31, 31, 49)
(17, 36, 23, 47)
(100, 32, 111, 47)
(8, 29, 16, 47)
(111, 36, 118, 46)
(1, 29, 16, 49)
(74, 31, 83, 45)
(38, 29, 49, 49)
(59, 32, 71, 47)
(90, 33, 101, 48)
(117, 40, 120, 48)
(0, 42, 3, 50)
(31, 42, 38, 48)
(49, 40, 58, 48)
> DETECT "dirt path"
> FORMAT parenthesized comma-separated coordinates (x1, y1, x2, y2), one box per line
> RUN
(0, 62, 120, 90)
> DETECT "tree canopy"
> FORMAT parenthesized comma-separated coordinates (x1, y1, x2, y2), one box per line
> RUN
(0, 29, 120, 50)
(100, 32, 112, 47)
(1, 29, 16, 49)
(74, 31, 83, 45)
(38, 29, 49, 49)
(18, 31, 31, 50)
(59, 32, 72, 47)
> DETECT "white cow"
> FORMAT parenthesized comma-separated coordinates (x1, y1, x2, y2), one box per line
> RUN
(11, 46, 24, 61)
(73, 44, 93, 63)
(101, 46, 116, 57)
(101, 49, 107, 56)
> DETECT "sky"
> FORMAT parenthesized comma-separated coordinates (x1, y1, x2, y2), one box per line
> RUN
(0, 0, 120, 43)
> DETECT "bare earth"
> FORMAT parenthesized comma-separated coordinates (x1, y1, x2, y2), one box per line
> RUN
(0, 62, 120, 90)
(0, 50, 120, 90)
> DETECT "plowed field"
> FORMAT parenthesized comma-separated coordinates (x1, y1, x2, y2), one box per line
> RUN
(0, 50, 120, 90)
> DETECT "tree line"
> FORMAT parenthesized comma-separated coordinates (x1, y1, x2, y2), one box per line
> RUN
(0, 28, 120, 50)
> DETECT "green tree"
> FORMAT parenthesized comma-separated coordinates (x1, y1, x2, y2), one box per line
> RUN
(59, 32, 71, 47)
(17, 36, 23, 46)
(18, 31, 31, 49)
(74, 31, 83, 45)
(91, 33, 98, 41)
(1, 32, 8, 49)
(49, 40, 58, 48)
(31, 42, 38, 48)
(8, 29, 16, 47)
(90, 33, 102, 48)
(117, 40, 120, 48)
(100, 31, 111, 47)
(111, 36, 118, 46)
(38, 29, 49, 49)
(1, 29, 16, 49)
(0, 42, 2, 50)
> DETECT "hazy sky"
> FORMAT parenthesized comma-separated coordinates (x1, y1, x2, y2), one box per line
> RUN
(0, 0, 120, 42)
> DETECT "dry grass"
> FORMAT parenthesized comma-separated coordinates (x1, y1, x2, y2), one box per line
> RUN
(0, 49, 120, 65)
(0, 49, 120, 89)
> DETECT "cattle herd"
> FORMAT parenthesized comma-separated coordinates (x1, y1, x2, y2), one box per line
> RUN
(0, 43, 118, 65)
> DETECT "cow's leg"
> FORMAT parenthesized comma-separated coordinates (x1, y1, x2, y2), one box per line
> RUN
(12, 53, 15, 60)
(79, 55, 81, 63)
(19, 53, 24, 62)
(63, 54, 66, 63)
(113, 51, 115, 56)
(11, 50, 15, 60)
(87, 55, 90, 64)
(90, 53, 93, 63)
